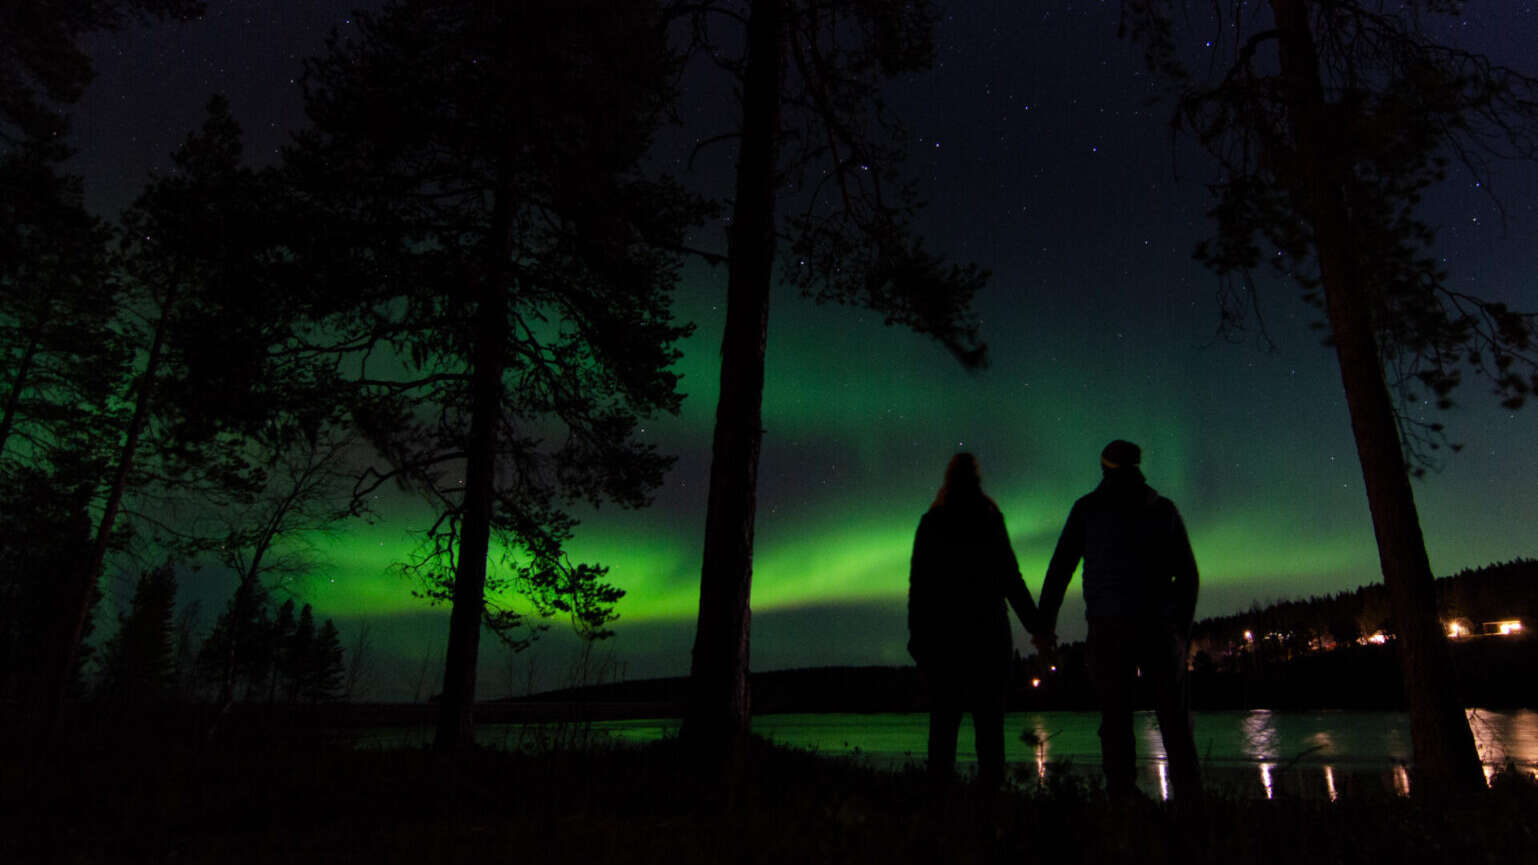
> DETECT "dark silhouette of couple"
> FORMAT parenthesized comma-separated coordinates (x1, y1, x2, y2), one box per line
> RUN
(907, 441, 1202, 801)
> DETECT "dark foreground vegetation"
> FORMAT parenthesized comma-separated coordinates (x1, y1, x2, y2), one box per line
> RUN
(6, 721, 1537, 865)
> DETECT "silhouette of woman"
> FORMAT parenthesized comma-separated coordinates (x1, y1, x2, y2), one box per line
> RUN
(908, 453, 1038, 787)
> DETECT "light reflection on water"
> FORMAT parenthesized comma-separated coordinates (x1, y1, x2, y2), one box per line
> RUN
(366, 707, 1538, 798)
(762, 708, 1537, 797)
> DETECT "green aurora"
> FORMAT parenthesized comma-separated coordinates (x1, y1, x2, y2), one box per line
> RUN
(280, 262, 1536, 692)
(74, 2, 1538, 695)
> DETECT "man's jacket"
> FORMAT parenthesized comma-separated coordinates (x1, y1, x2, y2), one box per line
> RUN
(1038, 469, 1199, 627)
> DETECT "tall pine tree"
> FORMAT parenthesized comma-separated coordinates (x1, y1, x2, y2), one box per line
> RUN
(675, 0, 990, 752)
(36, 96, 300, 744)
(307, 619, 346, 702)
(284, 604, 315, 703)
(98, 563, 178, 706)
(1121, 0, 1538, 791)
(287, 0, 708, 751)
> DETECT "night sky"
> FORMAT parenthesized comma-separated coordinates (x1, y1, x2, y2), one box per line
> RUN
(71, 1, 1538, 698)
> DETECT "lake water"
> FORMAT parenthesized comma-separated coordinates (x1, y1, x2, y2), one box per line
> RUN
(364, 708, 1538, 799)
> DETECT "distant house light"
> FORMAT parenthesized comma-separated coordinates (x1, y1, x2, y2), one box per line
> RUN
(1485, 620, 1524, 636)
(1367, 632, 1388, 645)
(1031, 678, 1042, 688)
(1447, 621, 1468, 638)
(1243, 630, 1254, 643)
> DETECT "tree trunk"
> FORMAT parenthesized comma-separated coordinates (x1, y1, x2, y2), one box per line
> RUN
(434, 183, 514, 753)
(1271, 0, 1485, 793)
(37, 298, 170, 748)
(218, 575, 253, 708)
(0, 316, 44, 456)
(682, 0, 783, 752)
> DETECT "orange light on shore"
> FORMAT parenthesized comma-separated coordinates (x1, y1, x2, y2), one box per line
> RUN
(1447, 622, 1467, 638)
(1031, 678, 1042, 688)
(1497, 621, 1524, 635)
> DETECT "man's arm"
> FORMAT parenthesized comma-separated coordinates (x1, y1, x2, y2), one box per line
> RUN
(1168, 504, 1199, 629)
(1037, 501, 1085, 637)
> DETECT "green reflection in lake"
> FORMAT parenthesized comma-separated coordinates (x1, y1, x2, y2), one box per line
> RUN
(589, 708, 1538, 799)
(360, 708, 1538, 799)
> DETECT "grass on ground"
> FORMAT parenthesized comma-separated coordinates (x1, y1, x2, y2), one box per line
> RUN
(4, 724, 1536, 864)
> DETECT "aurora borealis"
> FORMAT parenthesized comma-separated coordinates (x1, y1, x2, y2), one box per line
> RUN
(73, 2, 1538, 697)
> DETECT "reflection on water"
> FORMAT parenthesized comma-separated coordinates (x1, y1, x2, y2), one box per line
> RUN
(1023, 717, 1052, 783)
(1242, 709, 1280, 799)
(1241, 709, 1280, 761)
(1469, 708, 1538, 766)
(361, 707, 1538, 799)
(1130, 707, 1538, 798)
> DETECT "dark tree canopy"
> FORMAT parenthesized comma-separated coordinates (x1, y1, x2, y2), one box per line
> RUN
(290, 0, 704, 646)
(680, 0, 990, 368)
(287, 0, 708, 748)
(1124, 0, 1538, 471)
(19, 97, 340, 745)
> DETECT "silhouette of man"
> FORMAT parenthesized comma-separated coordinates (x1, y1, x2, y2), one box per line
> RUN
(908, 453, 1038, 788)
(1035, 440, 1202, 801)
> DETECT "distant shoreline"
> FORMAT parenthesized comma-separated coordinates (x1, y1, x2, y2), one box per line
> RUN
(38, 638, 1529, 732)
(163, 695, 1535, 736)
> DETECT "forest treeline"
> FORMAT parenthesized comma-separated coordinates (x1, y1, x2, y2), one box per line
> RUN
(511, 559, 1538, 714)
(1188, 558, 1538, 667)
(1, 561, 351, 709)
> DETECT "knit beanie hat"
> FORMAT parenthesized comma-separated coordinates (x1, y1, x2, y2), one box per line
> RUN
(1100, 439, 1142, 470)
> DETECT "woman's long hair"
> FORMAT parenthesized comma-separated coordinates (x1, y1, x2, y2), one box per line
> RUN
(931, 452, 998, 511)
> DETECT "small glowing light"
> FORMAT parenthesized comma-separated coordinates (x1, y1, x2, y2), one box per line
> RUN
(1260, 763, 1275, 800)
(1447, 622, 1465, 638)
(1368, 632, 1388, 645)
(1049, 665, 1057, 672)
(1394, 765, 1411, 796)
(1031, 677, 1041, 688)
(1497, 621, 1523, 635)
(1324, 765, 1339, 802)
(1243, 630, 1254, 642)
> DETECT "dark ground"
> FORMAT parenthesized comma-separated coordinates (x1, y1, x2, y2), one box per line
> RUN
(4, 713, 1537, 865)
